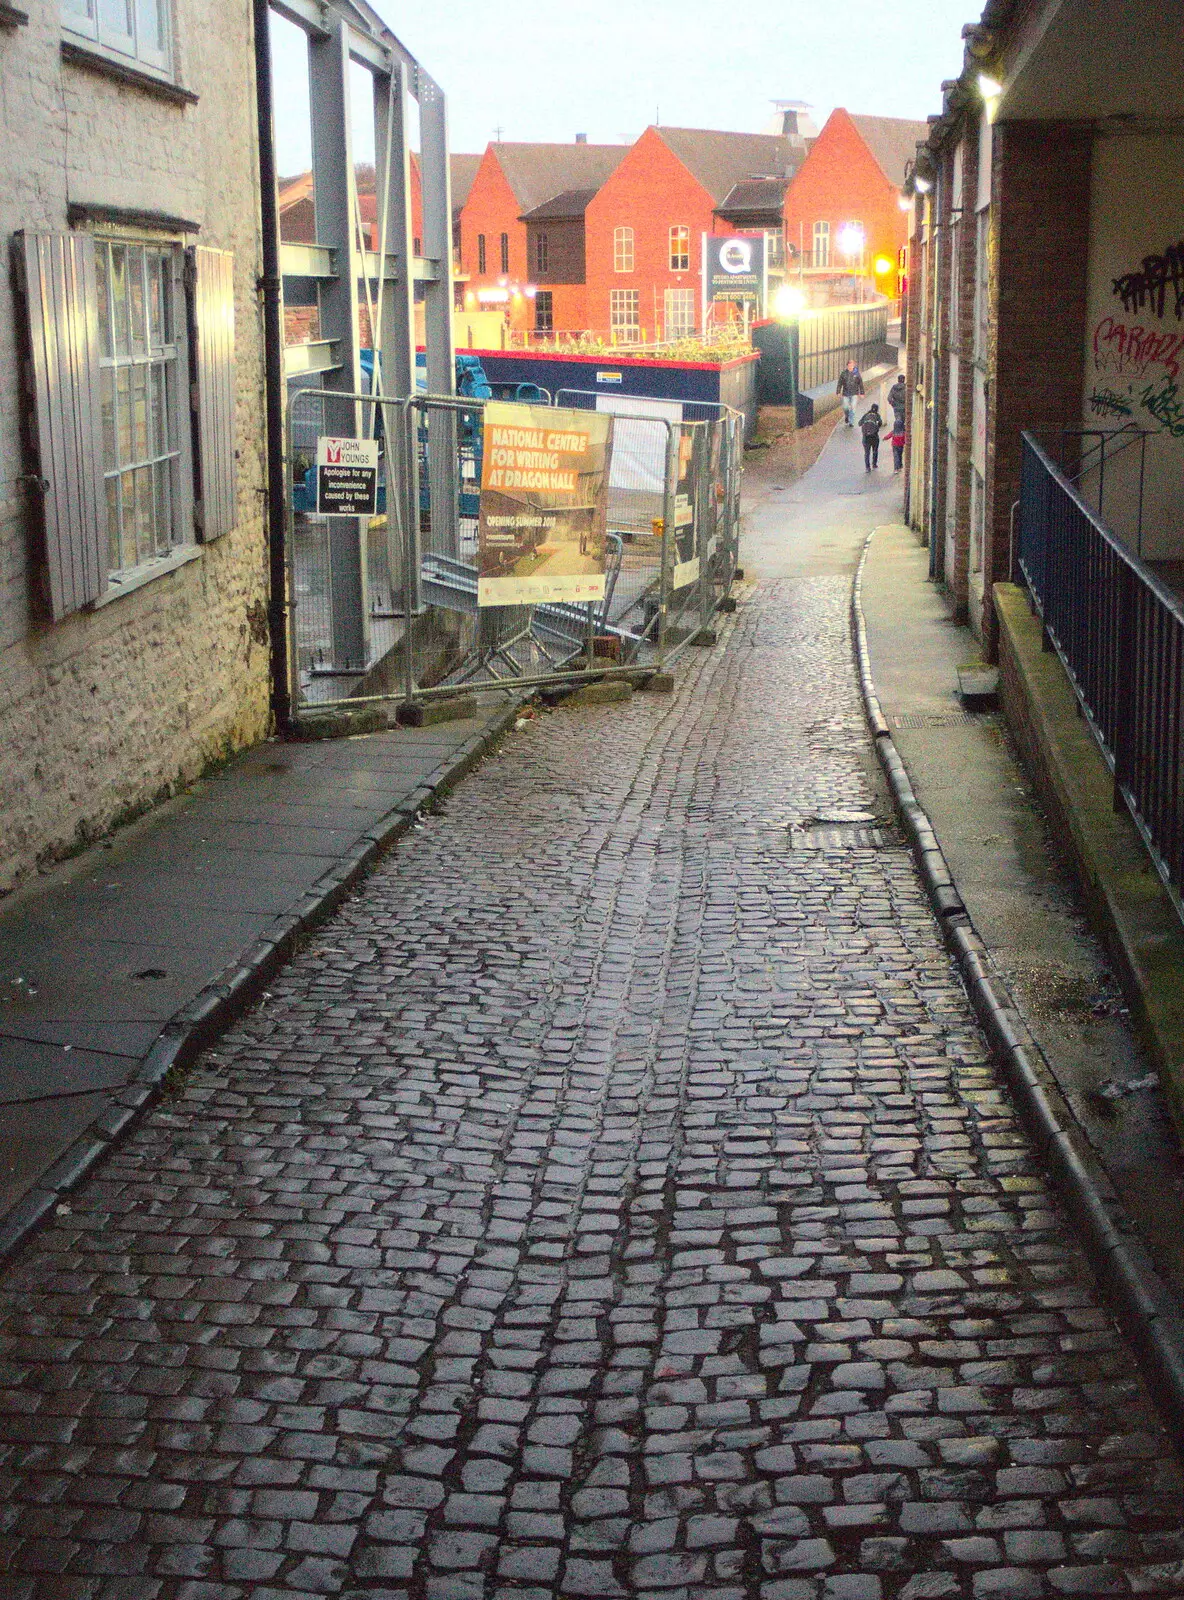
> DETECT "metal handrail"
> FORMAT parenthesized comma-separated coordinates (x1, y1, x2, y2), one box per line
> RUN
(1018, 430, 1184, 930)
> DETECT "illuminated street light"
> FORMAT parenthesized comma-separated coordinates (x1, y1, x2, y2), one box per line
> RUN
(898, 193, 914, 211)
(837, 223, 866, 259)
(914, 175, 932, 193)
(978, 73, 1003, 98)
(874, 256, 893, 277)
(774, 284, 805, 317)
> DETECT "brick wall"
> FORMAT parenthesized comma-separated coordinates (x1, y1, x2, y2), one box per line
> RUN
(457, 151, 530, 335)
(0, 2, 269, 894)
(946, 129, 980, 618)
(782, 110, 910, 297)
(584, 130, 715, 342)
(984, 122, 1092, 656)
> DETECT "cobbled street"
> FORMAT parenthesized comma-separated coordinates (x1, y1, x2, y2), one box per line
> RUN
(2, 410, 1184, 1600)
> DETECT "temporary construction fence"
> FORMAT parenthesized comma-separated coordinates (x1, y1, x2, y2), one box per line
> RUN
(285, 386, 742, 713)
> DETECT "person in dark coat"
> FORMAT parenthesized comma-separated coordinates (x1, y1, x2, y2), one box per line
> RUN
(836, 360, 865, 427)
(859, 404, 884, 470)
(887, 376, 907, 426)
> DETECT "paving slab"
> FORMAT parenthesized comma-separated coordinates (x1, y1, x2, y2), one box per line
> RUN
(0, 693, 519, 1231)
(860, 521, 1184, 1302)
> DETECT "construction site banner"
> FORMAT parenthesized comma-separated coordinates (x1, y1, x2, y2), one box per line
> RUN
(477, 402, 613, 607)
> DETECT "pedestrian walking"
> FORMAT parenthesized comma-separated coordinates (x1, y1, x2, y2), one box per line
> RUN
(836, 360, 864, 428)
(888, 417, 906, 472)
(887, 375, 907, 427)
(859, 403, 884, 470)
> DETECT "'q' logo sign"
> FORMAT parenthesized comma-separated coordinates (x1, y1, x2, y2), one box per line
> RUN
(719, 239, 753, 275)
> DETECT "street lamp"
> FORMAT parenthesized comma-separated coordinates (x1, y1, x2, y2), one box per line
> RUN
(774, 284, 805, 318)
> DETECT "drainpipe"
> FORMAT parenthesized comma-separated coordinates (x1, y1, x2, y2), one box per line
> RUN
(253, 0, 293, 733)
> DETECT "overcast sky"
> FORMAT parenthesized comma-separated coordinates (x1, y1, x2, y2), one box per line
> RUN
(269, 0, 974, 171)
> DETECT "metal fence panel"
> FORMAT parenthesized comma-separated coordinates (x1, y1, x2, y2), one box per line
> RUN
(285, 388, 742, 712)
(1018, 430, 1184, 925)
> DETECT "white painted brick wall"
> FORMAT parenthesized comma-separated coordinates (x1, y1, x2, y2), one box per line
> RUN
(0, 1, 271, 894)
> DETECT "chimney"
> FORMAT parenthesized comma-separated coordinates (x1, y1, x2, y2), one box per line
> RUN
(575, 132, 587, 143)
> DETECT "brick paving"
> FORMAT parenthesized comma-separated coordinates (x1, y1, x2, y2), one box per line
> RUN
(1, 575, 1183, 1599)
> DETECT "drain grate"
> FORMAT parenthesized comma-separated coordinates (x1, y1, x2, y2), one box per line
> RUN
(893, 711, 987, 729)
(789, 825, 888, 850)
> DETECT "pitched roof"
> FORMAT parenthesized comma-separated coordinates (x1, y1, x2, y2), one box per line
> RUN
(492, 142, 630, 214)
(715, 176, 792, 221)
(656, 127, 805, 204)
(520, 188, 600, 222)
(848, 114, 932, 186)
(450, 153, 482, 214)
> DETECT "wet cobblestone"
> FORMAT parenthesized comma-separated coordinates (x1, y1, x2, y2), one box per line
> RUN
(1, 577, 1183, 1597)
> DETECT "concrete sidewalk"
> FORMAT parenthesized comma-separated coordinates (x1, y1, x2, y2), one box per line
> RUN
(0, 696, 521, 1252)
(860, 523, 1184, 1300)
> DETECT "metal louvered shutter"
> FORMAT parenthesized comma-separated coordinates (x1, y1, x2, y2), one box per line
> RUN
(189, 245, 236, 541)
(14, 232, 108, 619)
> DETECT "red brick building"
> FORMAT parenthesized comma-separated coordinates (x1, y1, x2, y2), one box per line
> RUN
(457, 142, 629, 334)
(582, 127, 804, 343)
(782, 109, 928, 300)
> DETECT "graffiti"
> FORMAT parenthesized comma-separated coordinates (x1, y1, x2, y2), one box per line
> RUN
(1140, 376, 1184, 439)
(1112, 241, 1184, 321)
(1092, 316, 1184, 380)
(1088, 387, 1133, 420)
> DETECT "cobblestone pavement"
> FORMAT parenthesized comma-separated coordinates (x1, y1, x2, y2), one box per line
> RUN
(2, 559, 1184, 1598)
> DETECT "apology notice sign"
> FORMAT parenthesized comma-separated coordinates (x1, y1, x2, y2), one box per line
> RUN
(315, 436, 379, 516)
(476, 402, 613, 607)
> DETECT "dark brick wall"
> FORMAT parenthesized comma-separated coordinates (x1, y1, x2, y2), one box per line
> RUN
(984, 123, 1092, 655)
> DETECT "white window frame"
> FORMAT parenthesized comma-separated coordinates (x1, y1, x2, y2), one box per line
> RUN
(664, 287, 695, 340)
(610, 287, 639, 343)
(669, 225, 690, 272)
(535, 231, 549, 277)
(62, 0, 172, 76)
(534, 289, 553, 333)
(613, 226, 634, 274)
(812, 220, 830, 268)
(94, 234, 192, 581)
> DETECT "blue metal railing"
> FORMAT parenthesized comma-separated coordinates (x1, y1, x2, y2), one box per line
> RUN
(1018, 431, 1184, 924)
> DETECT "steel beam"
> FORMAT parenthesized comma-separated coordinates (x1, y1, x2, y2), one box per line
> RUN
(374, 62, 418, 611)
(309, 14, 368, 671)
(419, 71, 457, 559)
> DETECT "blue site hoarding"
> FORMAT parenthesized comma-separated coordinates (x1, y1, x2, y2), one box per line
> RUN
(469, 348, 759, 440)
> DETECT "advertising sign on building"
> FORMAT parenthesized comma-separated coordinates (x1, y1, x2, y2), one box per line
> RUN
(476, 402, 614, 607)
(315, 436, 379, 516)
(703, 235, 767, 321)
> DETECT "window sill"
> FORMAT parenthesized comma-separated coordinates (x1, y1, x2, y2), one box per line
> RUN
(0, 5, 29, 28)
(91, 544, 201, 609)
(61, 38, 198, 106)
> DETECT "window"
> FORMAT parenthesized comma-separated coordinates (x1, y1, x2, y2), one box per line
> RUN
(613, 226, 634, 273)
(534, 290, 553, 333)
(95, 239, 184, 574)
(669, 225, 690, 272)
(610, 288, 639, 343)
(812, 220, 830, 268)
(838, 221, 865, 270)
(62, 0, 170, 74)
(15, 230, 235, 620)
(477, 233, 486, 274)
(500, 232, 509, 274)
(535, 231, 549, 276)
(664, 287, 695, 340)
